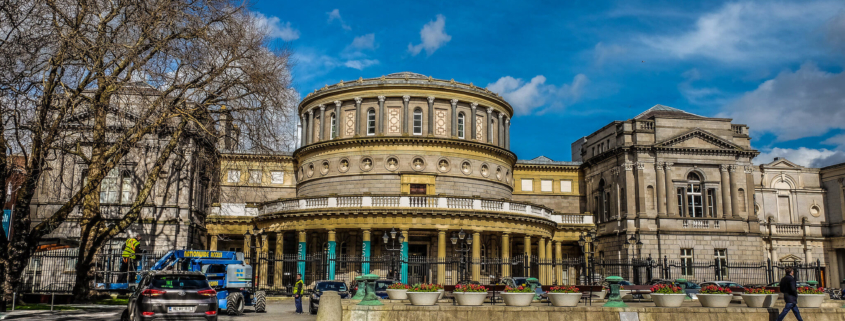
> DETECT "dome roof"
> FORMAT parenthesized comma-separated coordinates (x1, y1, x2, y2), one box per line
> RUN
(385, 72, 428, 79)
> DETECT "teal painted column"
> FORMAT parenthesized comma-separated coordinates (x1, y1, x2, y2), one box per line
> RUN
(361, 229, 371, 274)
(400, 229, 409, 284)
(327, 230, 336, 280)
(297, 230, 306, 277)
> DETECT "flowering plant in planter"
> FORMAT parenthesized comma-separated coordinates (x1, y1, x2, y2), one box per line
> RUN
(387, 283, 409, 290)
(797, 286, 824, 294)
(504, 285, 534, 293)
(699, 285, 732, 294)
(650, 284, 683, 294)
(743, 287, 773, 294)
(454, 284, 488, 293)
(408, 283, 441, 292)
(548, 286, 579, 293)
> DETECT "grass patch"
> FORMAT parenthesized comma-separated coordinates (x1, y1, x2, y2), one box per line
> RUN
(94, 298, 129, 305)
(12, 303, 79, 311)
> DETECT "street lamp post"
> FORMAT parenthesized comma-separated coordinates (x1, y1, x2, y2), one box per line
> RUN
(451, 229, 473, 283)
(244, 226, 265, 292)
(578, 230, 596, 285)
(623, 234, 644, 283)
(382, 228, 404, 283)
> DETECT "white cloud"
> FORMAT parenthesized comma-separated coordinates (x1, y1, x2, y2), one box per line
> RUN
(408, 14, 452, 56)
(823, 134, 845, 147)
(639, 1, 842, 63)
(254, 13, 300, 41)
(718, 62, 845, 142)
(825, 10, 845, 52)
(593, 42, 626, 66)
(327, 9, 351, 30)
(350, 33, 376, 50)
(678, 68, 724, 105)
(344, 59, 379, 70)
(755, 147, 845, 168)
(487, 74, 588, 115)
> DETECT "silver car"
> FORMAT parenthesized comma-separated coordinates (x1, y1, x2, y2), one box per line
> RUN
(124, 271, 218, 321)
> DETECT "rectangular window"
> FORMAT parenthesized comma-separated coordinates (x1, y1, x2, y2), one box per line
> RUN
(715, 249, 728, 278)
(707, 189, 716, 217)
(560, 180, 572, 193)
(687, 183, 703, 217)
(367, 111, 376, 135)
(101, 169, 120, 203)
(681, 249, 694, 276)
(541, 180, 553, 192)
(249, 170, 262, 184)
(121, 176, 132, 204)
(413, 112, 422, 135)
(271, 171, 284, 184)
(457, 116, 465, 139)
(677, 187, 685, 217)
(410, 184, 426, 195)
(228, 170, 241, 183)
(330, 115, 337, 139)
(521, 179, 533, 192)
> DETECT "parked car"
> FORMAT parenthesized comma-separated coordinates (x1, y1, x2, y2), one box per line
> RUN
(649, 278, 701, 299)
(373, 279, 395, 299)
(699, 281, 743, 288)
(501, 277, 543, 298)
(123, 271, 218, 321)
(765, 281, 811, 288)
(309, 280, 349, 314)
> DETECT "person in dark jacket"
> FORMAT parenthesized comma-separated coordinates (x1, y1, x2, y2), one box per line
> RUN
(777, 267, 803, 321)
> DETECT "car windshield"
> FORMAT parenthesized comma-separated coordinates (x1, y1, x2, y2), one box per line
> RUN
(375, 281, 393, 290)
(317, 282, 347, 292)
(151, 275, 208, 290)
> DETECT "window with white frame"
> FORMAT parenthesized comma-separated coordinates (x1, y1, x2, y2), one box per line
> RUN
(249, 170, 261, 184)
(100, 168, 133, 204)
(457, 113, 465, 138)
(227, 170, 241, 183)
(330, 113, 337, 139)
(413, 108, 423, 135)
(686, 173, 703, 217)
(521, 179, 533, 192)
(681, 249, 694, 276)
(541, 179, 553, 192)
(707, 189, 716, 217)
(676, 187, 685, 216)
(715, 249, 728, 278)
(560, 180, 572, 193)
(367, 109, 376, 135)
(270, 171, 284, 184)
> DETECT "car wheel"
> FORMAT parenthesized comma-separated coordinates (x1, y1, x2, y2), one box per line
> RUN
(254, 290, 266, 313)
(309, 302, 316, 315)
(226, 292, 245, 316)
(120, 309, 130, 321)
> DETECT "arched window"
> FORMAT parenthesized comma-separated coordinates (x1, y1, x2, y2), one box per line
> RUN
(457, 113, 465, 139)
(598, 179, 608, 222)
(686, 172, 703, 217)
(330, 113, 337, 139)
(367, 109, 376, 135)
(413, 108, 423, 135)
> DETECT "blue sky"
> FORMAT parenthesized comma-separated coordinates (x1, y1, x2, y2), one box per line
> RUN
(252, 0, 845, 167)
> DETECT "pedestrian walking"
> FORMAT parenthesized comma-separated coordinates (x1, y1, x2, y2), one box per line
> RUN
(293, 273, 304, 314)
(777, 267, 804, 321)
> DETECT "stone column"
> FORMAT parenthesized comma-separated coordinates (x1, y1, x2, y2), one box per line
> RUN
(538, 238, 547, 284)
(327, 229, 337, 281)
(504, 118, 510, 149)
(745, 166, 757, 220)
(554, 241, 563, 285)
(656, 162, 667, 216)
(299, 114, 306, 147)
(361, 229, 371, 274)
(354, 97, 362, 137)
(377, 96, 386, 135)
(624, 163, 636, 216)
(400, 228, 409, 284)
(720, 165, 732, 218)
(209, 234, 218, 251)
(546, 239, 553, 284)
(636, 162, 646, 216)
(260, 234, 269, 289)
(498, 113, 504, 147)
(297, 230, 307, 277)
(334, 100, 342, 139)
(402, 95, 410, 135)
(501, 233, 510, 278)
(243, 234, 252, 265)
(274, 232, 284, 289)
(437, 230, 446, 284)
(665, 163, 677, 216)
(318, 105, 326, 142)
(524, 235, 531, 277)
(486, 108, 493, 144)
(470, 103, 478, 140)
(427, 96, 435, 135)
(306, 109, 314, 145)
(729, 165, 740, 218)
(471, 231, 481, 282)
(450, 99, 458, 138)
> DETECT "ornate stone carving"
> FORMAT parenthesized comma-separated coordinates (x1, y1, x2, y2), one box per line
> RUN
(320, 161, 329, 175)
(636, 162, 645, 170)
(435, 109, 447, 135)
(388, 108, 400, 133)
(486, 107, 493, 114)
(345, 111, 355, 136)
(476, 116, 484, 142)
(385, 157, 399, 171)
(450, 99, 458, 106)
(307, 163, 314, 177)
(623, 162, 634, 171)
(354, 97, 362, 104)
(480, 164, 489, 177)
(402, 95, 410, 102)
(721, 164, 730, 172)
(314, 117, 321, 141)
(664, 162, 673, 170)
(461, 160, 472, 175)
(377, 96, 386, 102)
(319, 104, 325, 111)
(437, 159, 450, 173)
(357, 77, 363, 84)
(411, 157, 426, 171)
(360, 157, 373, 172)
(729, 165, 738, 172)
(338, 158, 349, 173)
(470, 102, 478, 109)
(427, 96, 435, 103)
(334, 100, 342, 107)
(744, 166, 753, 174)
(496, 167, 502, 181)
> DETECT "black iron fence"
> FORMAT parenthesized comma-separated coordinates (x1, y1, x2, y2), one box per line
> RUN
(17, 249, 827, 294)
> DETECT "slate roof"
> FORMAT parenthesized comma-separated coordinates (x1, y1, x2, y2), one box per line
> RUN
(633, 104, 705, 120)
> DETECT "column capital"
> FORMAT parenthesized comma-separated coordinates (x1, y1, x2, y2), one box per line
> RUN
(486, 107, 493, 114)
(470, 102, 478, 109)
(377, 95, 386, 102)
(744, 165, 753, 174)
(402, 95, 411, 102)
(334, 100, 342, 107)
(450, 98, 459, 106)
(720, 164, 730, 172)
(664, 162, 673, 170)
(497, 113, 503, 119)
(636, 162, 645, 170)
(655, 161, 665, 169)
(502, 231, 510, 236)
(729, 165, 738, 172)
(505, 118, 510, 124)
(623, 162, 634, 171)
(354, 97, 363, 104)
(319, 104, 326, 111)
(308, 109, 313, 115)
(427, 96, 435, 103)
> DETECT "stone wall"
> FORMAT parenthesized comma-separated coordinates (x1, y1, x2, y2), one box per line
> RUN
(512, 194, 583, 213)
(435, 175, 511, 199)
(298, 174, 402, 196)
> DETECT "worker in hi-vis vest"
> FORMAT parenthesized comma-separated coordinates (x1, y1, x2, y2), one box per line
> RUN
(118, 235, 142, 283)
(293, 273, 304, 314)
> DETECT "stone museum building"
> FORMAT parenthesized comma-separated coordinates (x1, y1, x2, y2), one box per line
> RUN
(20, 72, 845, 291)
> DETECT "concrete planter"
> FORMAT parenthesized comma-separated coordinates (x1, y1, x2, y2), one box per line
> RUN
(741, 294, 776, 308)
(453, 292, 488, 306)
(652, 293, 686, 307)
(619, 290, 632, 300)
(438, 289, 445, 300)
(593, 290, 607, 300)
(407, 291, 441, 306)
(386, 289, 408, 300)
(548, 293, 581, 307)
(502, 292, 535, 306)
(797, 294, 825, 308)
(697, 294, 732, 307)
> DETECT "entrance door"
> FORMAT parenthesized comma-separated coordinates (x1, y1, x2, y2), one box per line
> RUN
(407, 244, 429, 284)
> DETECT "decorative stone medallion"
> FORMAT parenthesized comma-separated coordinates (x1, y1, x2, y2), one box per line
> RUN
(359, 157, 374, 172)
(505, 169, 511, 184)
(496, 167, 502, 181)
(411, 157, 426, 171)
(480, 164, 489, 177)
(307, 163, 315, 177)
(345, 111, 355, 136)
(437, 158, 450, 173)
(338, 158, 350, 173)
(810, 205, 821, 217)
(385, 156, 399, 172)
(461, 160, 472, 175)
(320, 161, 330, 176)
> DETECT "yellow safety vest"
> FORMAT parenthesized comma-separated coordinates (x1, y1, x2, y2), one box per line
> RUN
(122, 238, 140, 259)
(293, 280, 304, 295)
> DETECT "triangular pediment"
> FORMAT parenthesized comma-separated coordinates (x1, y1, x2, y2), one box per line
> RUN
(63, 107, 141, 128)
(765, 158, 801, 169)
(654, 128, 742, 150)
(779, 254, 803, 263)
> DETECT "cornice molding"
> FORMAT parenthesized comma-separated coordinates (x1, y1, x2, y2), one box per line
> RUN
(294, 136, 517, 163)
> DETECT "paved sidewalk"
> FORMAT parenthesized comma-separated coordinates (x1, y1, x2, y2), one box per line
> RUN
(0, 306, 124, 320)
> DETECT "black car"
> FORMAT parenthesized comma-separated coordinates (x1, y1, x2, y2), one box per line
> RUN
(309, 280, 349, 314)
(123, 271, 218, 321)
(373, 279, 395, 299)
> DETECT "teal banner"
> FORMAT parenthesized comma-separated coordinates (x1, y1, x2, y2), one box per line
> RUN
(327, 241, 336, 280)
(400, 241, 408, 284)
(361, 240, 371, 274)
(298, 241, 306, 277)
(2, 210, 10, 239)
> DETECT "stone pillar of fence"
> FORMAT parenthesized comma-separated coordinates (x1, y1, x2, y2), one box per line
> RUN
(244, 234, 252, 265)
(502, 233, 510, 278)
(260, 234, 269, 289)
(362, 229, 371, 274)
(275, 232, 284, 289)
(472, 231, 481, 282)
(209, 234, 217, 251)
(328, 229, 337, 281)
(437, 230, 446, 285)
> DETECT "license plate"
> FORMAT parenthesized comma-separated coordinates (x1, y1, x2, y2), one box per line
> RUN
(168, 306, 195, 313)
